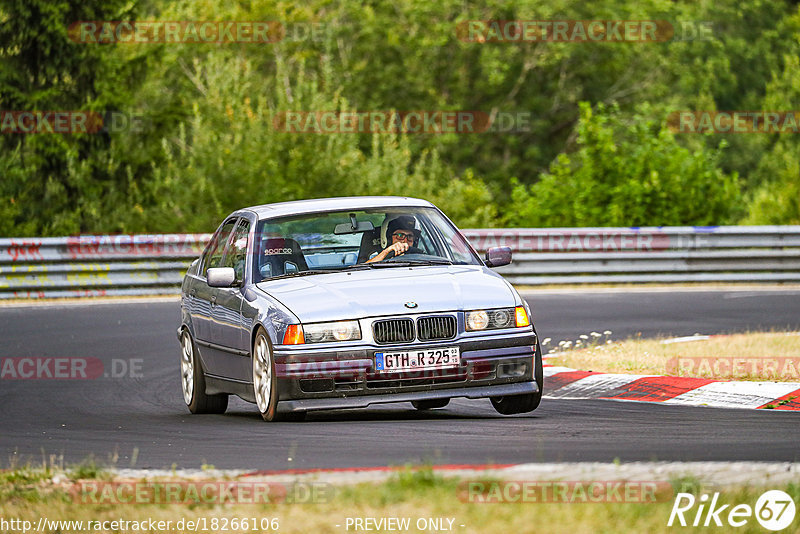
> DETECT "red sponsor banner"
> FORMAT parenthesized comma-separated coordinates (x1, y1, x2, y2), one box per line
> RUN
(457, 20, 673, 42)
(68, 21, 284, 43)
(668, 111, 800, 134)
(0, 111, 104, 134)
(666, 357, 800, 381)
(273, 111, 493, 134)
(0, 357, 104, 380)
(459, 480, 674, 503)
(462, 230, 671, 252)
(72, 481, 331, 504)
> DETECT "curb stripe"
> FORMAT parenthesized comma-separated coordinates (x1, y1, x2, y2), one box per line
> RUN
(543, 370, 595, 392)
(759, 388, 800, 410)
(601, 376, 716, 402)
(546, 373, 652, 399)
(664, 381, 800, 409)
(545, 369, 800, 410)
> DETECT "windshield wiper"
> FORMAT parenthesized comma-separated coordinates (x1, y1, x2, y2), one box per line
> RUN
(267, 269, 341, 280)
(367, 258, 453, 267)
(339, 264, 374, 271)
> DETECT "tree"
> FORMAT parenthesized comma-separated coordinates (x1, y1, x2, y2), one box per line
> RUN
(507, 103, 740, 227)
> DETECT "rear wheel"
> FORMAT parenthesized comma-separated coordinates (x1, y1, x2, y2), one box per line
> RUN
(490, 339, 543, 415)
(180, 330, 228, 414)
(412, 399, 450, 410)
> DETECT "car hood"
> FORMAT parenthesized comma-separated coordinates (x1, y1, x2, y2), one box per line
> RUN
(256, 265, 516, 322)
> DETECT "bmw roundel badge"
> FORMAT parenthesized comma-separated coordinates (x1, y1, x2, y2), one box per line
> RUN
(404, 301, 418, 309)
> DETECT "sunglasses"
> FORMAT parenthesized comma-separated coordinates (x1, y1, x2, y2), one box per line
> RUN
(392, 232, 415, 241)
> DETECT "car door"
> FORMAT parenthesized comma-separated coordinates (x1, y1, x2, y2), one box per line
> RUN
(209, 217, 252, 382)
(193, 217, 238, 376)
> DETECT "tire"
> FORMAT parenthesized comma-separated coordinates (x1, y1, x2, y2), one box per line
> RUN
(490, 339, 544, 415)
(252, 329, 280, 421)
(252, 329, 306, 422)
(411, 399, 450, 410)
(180, 330, 228, 414)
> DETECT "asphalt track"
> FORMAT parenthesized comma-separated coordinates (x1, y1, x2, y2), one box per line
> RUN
(1, 289, 798, 470)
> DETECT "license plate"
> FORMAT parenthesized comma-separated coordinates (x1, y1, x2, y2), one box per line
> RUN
(374, 347, 460, 372)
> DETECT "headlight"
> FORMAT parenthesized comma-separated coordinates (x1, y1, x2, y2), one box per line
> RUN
(466, 308, 518, 331)
(466, 310, 489, 330)
(302, 321, 361, 343)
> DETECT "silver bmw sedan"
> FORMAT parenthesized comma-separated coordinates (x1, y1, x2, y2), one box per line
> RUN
(178, 196, 542, 421)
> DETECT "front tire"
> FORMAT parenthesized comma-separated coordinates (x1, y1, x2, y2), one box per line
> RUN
(490, 339, 543, 415)
(180, 330, 228, 414)
(253, 329, 280, 421)
(252, 330, 306, 422)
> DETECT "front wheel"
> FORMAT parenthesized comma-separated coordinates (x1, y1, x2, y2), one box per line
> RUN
(253, 330, 279, 421)
(252, 330, 307, 422)
(180, 330, 228, 414)
(490, 339, 543, 415)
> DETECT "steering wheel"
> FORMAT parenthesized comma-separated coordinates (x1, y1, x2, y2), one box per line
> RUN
(385, 246, 423, 260)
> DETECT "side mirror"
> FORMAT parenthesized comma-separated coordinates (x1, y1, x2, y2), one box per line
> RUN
(485, 246, 512, 268)
(207, 267, 236, 287)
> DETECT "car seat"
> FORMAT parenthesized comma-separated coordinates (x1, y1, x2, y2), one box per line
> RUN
(357, 228, 382, 263)
(258, 238, 309, 280)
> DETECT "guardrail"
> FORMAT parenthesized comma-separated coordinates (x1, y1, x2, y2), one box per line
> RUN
(1, 226, 799, 298)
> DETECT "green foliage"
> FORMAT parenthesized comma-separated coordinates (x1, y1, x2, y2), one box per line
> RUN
(742, 52, 800, 224)
(0, 0, 799, 235)
(507, 103, 740, 227)
(67, 458, 109, 480)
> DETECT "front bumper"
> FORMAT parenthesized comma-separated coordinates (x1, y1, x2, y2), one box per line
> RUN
(278, 381, 539, 412)
(272, 329, 538, 412)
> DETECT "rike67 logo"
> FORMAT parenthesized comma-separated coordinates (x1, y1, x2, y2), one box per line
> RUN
(668, 490, 796, 531)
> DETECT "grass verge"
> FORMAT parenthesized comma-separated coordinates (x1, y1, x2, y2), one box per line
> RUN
(1, 465, 798, 534)
(546, 331, 800, 381)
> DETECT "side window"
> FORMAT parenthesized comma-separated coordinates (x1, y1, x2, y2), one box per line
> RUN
(224, 219, 250, 282)
(201, 219, 237, 274)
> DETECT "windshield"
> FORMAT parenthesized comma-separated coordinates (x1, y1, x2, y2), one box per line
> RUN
(252, 206, 481, 282)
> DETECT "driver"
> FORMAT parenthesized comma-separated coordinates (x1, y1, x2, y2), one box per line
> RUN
(365, 215, 420, 263)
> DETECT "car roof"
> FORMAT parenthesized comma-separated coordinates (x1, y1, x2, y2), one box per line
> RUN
(241, 196, 436, 220)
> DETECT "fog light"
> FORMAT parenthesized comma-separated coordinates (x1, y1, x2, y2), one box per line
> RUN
(498, 362, 526, 378)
